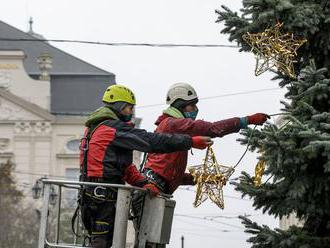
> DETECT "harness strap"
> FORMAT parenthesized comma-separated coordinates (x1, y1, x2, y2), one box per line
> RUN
(72, 204, 82, 237)
(139, 152, 148, 172)
(80, 120, 108, 181)
(143, 168, 168, 193)
(73, 120, 109, 238)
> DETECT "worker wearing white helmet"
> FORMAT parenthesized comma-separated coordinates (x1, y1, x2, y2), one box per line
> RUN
(143, 82, 269, 193)
(132, 82, 269, 247)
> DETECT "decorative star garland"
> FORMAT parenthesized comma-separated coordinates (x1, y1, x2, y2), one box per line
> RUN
(189, 146, 234, 209)
(242, 22, 307, 78)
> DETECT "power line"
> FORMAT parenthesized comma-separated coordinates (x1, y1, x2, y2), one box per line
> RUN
(176, 212, 258, 221)
(184, 212, 259, 216)
(175, 218, 240, 233)
(178, 186, 253, 202)
(203, 214, 254, 220)
(0, 38, 238, 48)
(176, 231, 243, 239)
(175, 227, 234, 233)
(136, 87, 282, 109)
(174, 214, 244, 229)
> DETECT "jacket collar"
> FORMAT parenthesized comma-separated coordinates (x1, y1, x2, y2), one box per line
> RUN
(85, 106, 119, 127)
(154, 107, 185, 126)
(163, 106, 185, 118)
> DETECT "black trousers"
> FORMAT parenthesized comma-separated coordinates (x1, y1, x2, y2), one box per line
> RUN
(80, 186, 117, 248)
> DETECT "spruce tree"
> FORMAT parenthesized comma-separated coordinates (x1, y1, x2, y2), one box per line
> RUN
(216, 1, 330, 247)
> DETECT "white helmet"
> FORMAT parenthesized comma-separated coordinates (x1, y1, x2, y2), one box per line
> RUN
(166, 83, 198, 105)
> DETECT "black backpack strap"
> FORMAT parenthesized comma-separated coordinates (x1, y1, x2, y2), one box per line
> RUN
(80, 120, 108, 182)
(139, 152, 148, 172)
(72, 204, 82, 237)
(74, 120, 109, 239)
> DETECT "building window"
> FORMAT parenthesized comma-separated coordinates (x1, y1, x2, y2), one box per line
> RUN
(65, 139, 80, 153)
(66, 168, 79, 180)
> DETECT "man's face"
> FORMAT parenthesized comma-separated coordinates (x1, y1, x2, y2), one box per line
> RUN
(120, 104, 134, 116)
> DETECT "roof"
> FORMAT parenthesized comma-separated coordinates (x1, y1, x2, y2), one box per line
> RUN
(0, 20, 114, 76)
(50, 75, 114, 115)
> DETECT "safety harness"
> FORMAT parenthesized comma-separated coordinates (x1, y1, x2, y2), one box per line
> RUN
(72, 120, 108, 242)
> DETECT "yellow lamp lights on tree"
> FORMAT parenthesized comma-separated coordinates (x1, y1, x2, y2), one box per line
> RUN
(242, 22, 307, 78)
(253, 159, 266, 187)
(189, 146, 235, 209)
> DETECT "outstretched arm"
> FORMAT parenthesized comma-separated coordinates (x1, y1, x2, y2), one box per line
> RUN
(111, 121, 211, 153)
(165, 113, 269, 138)
(166, 117, 241, 137)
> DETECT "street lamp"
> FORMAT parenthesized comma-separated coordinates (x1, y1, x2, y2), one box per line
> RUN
(32, 179, 42, 199)
(49, 186, 58, 206)
(32, 177, 58, 206)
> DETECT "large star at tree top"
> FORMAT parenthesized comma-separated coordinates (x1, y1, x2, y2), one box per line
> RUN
(242, 23, 306, 78)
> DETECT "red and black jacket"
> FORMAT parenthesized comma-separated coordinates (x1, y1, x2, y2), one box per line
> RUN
(80, 116, 193, 185)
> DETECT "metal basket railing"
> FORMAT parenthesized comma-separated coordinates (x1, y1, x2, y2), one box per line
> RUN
(38, 179, 146, 248)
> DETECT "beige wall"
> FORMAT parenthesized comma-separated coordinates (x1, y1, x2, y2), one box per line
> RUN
(0, 50, 50, 110)
(0, 119, 84, 188)
(279, 213, 304, 230)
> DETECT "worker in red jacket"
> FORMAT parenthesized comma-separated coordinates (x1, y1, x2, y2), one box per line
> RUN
(142, 82, 269, 194)
(79, 84, 212, 248)
(132, 83, 269, 245)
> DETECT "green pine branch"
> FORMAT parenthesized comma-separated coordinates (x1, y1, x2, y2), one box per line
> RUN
(239, 215, 330, 248)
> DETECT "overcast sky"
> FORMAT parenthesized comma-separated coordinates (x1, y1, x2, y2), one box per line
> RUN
(2, 0, 286, 247)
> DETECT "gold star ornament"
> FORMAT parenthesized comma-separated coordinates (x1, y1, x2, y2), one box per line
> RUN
(189, 146, 234, 209)
(242, 23, 307, 78)
(253, 159, 266, 187)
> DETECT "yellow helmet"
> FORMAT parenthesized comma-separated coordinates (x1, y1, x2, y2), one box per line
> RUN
(102, 84, 136, 105)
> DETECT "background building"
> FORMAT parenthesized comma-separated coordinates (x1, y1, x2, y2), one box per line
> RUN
(0, 20, 137, 247)
(279, 213, 304, 230)
(0, 19, 115, 187)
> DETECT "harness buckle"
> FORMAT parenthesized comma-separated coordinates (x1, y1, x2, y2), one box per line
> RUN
(145, 170, 156, 181)
(94, 186, 106, 198)
(80, 137, 89, 151)
(144, 169, 167, 192)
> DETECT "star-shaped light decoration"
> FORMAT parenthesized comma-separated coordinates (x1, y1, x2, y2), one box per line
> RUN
(189, 146, 234, 209)
(242, 22, 307, 78)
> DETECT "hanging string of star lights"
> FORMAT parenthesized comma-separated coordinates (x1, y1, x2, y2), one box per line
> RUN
(242, 22, 307, 78)
(189, 146, 235, 209)
(253, 159, 266, 187)
(252, 119, 294, 186)
(188, 114, 288, 209)
(252, 147, 268, 187)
